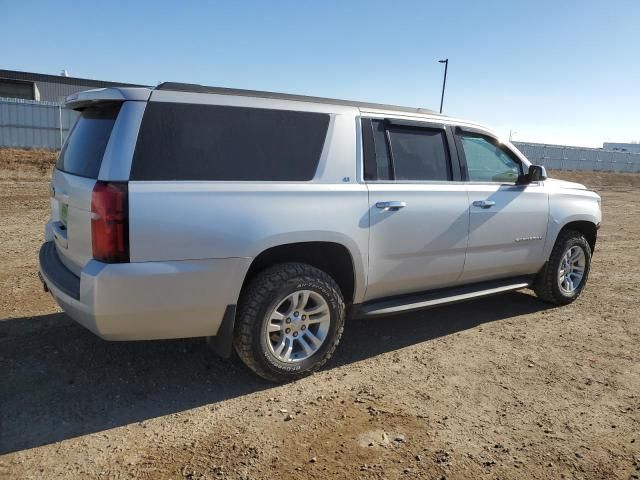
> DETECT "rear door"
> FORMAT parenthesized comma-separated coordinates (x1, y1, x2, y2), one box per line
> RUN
(453, 127, 549, 282)
(50, 103, 122, 275)
(362, 117, 470, 301)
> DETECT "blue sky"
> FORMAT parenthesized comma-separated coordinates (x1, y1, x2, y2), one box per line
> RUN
(2, 0, 638, 147)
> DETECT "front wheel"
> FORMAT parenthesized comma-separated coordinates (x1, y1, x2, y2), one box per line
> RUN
(234, 263, 345, 383)
(534, 230, 592, 305)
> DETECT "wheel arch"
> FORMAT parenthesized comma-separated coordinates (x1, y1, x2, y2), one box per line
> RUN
(560, 220, 598, 253)
(208, 238, 365, 359)
(242, 241, 360, 305)
(545, 218, 599, 260)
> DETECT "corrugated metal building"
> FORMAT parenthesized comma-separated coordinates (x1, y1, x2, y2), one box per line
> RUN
(0, 69, 146, 149)
(0, 69, 144, 103)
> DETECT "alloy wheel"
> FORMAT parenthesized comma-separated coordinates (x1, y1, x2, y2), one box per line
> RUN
(264, 290, 331, 362)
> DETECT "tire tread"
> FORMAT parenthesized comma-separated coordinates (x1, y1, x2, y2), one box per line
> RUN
(233, 262, 345, 383)
(534, 229, 591, 305)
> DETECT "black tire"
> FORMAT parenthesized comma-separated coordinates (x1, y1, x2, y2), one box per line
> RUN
(534, 229, 592, 305)
(234, 262, 345, 383)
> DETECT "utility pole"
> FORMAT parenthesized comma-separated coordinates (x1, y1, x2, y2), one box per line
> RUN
(438, 59, 448, 114)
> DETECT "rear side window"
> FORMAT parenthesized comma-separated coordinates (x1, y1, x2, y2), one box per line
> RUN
(387, 126, 451, 181)
(56, 104, 121, 178)
(363, 119, 393, 181)
(130, 102, 330, 181)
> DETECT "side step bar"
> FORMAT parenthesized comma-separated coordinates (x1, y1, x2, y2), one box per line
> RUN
(351, 276, 533, 318)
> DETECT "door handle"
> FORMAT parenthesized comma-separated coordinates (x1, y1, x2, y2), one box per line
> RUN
(376, 201, 407, 211)
(472, 200, 496, 209)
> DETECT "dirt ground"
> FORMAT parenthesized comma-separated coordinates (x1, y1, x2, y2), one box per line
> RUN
(0, 148, 638, 480)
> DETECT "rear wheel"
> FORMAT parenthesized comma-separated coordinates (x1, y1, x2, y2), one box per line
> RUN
(534, 230, 592, 305)
(234, 262, 345, 383)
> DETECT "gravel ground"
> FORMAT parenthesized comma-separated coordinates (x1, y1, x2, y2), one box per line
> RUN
(0, 149, 638, 479)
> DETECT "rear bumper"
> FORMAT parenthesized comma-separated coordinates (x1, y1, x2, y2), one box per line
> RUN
(38, 241, 250, 340)
(39, 241, 80, 299)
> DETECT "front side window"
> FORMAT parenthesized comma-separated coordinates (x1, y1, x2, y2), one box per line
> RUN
(459, 135, 522, 183)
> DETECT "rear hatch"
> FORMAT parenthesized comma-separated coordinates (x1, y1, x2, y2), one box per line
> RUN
(50, 103, 122, 276)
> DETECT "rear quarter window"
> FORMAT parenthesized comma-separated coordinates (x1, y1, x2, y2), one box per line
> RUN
(56, 104, 121, 179)
(130, 102, 330, 181)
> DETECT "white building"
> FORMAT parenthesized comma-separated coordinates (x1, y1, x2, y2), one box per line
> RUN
(603, 142, 640, 154)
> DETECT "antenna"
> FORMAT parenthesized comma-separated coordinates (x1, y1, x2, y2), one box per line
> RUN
(438, 59, 448, 114)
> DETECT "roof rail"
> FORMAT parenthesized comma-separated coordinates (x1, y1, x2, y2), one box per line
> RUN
(154, 82, 438, 115)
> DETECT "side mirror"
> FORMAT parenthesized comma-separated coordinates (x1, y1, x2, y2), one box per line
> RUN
(528, 165, 547, 182)
(517, 165, 547, 184)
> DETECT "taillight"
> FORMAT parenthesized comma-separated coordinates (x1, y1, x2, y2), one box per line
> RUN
(91, 181, 129, 263)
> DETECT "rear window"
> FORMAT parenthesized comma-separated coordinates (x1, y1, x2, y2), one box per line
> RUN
(387, 126, 451, 181)
(130, 102, 330, 181)
(56, 104, 121, 178)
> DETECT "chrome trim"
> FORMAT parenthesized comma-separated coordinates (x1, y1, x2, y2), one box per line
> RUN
(376, 201, 407, 211)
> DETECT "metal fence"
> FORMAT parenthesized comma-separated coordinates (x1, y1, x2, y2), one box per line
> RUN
(513, 141, 640, 173)
(0, 97, 79, 149)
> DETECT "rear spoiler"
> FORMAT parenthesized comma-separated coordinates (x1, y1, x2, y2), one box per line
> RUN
(65, 87, 152, 110)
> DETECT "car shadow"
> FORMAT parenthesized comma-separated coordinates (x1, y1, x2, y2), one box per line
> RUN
(333, 291, 550, 368)
(0, 291, 551, 454)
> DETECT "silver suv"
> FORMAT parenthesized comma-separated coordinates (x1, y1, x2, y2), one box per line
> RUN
(39, 83, 601, 382)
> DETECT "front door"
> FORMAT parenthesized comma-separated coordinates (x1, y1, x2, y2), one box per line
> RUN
(362, 118, 470, 301)
(454, 131, 549, 282)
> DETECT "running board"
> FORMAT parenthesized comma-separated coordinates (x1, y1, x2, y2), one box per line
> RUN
(352, 277, 533, 318)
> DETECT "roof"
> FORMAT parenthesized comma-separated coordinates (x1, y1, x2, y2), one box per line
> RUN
(0, 69, 145, 89)
(155, 82, 439, 115)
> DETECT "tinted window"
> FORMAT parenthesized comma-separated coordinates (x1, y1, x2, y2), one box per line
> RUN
(56, 104, 121, 178)
(131, 102, 330, 181)
(371, 120, 392, 180)
(387, 126, 450, 181)
(363, 119, 392, 180)
(362, 118, 377, 180)
(460, 135, 522, 183)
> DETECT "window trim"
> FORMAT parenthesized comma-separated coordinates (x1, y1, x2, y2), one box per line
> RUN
(361, 116, 460, 183)
(453, 126, 525, 184)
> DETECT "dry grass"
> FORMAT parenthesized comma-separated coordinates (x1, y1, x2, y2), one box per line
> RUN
(0, 148, 57, 179)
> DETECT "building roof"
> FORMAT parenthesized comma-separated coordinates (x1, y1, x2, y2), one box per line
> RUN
(155, 82, 439, 115)
(0, 69, 145, 88)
